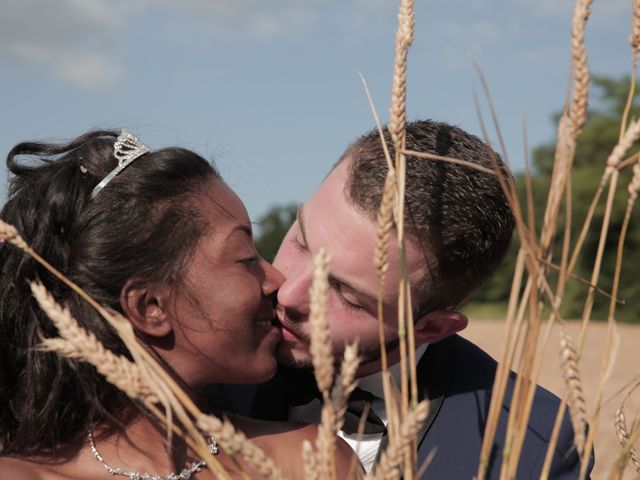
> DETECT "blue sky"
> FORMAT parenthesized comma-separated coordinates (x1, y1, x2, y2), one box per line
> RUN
(0, 0, 634, 225)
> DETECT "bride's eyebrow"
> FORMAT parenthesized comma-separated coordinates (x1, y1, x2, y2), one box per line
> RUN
(225, 223, 253, 240)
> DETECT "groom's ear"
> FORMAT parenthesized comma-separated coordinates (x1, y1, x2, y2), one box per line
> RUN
(120, 279, 172, 338)
(414, 310, 468, 344)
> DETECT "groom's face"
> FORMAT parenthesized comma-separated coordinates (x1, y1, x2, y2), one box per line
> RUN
(272, 159, 429, 375)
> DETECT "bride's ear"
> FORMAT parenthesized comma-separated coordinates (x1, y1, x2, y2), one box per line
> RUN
(120, 279, 172, 338)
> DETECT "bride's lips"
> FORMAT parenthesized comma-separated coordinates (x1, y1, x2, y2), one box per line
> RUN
(255, 308, 281, 339)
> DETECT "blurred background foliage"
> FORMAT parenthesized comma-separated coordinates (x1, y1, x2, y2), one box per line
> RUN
(255, 75, 640, 322)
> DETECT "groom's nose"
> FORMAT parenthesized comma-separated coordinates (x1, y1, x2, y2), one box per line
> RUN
(275, 262, 313, 316)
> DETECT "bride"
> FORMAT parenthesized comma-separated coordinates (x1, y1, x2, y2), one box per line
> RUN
(0, 130, 358, 479)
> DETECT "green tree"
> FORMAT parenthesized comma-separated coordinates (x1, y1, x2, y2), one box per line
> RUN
(254, 203, 298, 263)
(474, 75, 640, 322)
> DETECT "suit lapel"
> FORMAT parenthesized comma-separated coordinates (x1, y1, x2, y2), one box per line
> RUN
(415, 337, 454, 449)
(373, 338, 454, 465)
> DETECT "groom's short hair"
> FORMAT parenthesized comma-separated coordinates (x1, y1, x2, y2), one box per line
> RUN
(336, 119, 515, 311)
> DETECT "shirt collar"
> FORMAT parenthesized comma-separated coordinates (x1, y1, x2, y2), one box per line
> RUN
(356, 344, 429, 399)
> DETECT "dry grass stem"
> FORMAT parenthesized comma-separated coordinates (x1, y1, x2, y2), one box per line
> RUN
(477, 251, 528, 480)
(197, 415, 285, 480)
(357, 72, 394, 172)
(400, 149, 497, 176)
(366, 400, 429, 480)
(540, 398, 569, 480)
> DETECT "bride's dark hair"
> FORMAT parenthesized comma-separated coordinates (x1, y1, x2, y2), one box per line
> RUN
(0, 130, 219, 456)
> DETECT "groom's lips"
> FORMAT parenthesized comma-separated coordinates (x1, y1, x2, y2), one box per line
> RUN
(275, 310, 303, 342)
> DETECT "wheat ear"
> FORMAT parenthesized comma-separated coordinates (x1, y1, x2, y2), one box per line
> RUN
(30, 281, 158, 403)
(196, 415, 285, 480)
(388, 0, 414, 148)
(559, 328, 587, 455)
(374, 171, 397, 285)
(569, 0, 592, 137)
(309, 248, 333, 394)
(331, 342, 361, 432)
(366, 400, 429, 480)
(614, 404, 640, 473)
(308, 248, 338, 479)
(301, 441, 320, 480)
(606, 118, 640, 178)
(0, 219, 28, 249)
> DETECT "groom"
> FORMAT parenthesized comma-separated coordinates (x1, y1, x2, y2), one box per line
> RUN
(249, 119, 588, 478)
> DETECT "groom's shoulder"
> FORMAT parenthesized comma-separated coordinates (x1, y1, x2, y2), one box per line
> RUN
(428, 333, 562, 407)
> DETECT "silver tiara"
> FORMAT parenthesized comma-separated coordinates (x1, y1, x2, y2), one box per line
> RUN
(90, 129, 150, 199)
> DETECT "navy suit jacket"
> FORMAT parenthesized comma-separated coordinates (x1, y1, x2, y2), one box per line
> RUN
(248, 334, 591, 479)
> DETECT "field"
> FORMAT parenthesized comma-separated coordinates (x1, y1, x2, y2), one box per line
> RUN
(462, 319, 640, 479)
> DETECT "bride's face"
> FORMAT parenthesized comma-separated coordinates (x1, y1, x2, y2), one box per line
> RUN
(165, 179, 283, 387)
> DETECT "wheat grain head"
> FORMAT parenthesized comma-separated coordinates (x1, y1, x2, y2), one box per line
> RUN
(197, 414, 285, 479)
(366, 400, 429, 480)
(30, 281, 158, 403)
(309, 248, 334, 395)
(559, 328, 587, 456)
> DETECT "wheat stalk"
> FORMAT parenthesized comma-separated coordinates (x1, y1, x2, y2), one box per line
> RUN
(0, 219, 28, 249)
(373, 172, 397, 286)
(614, 405, 640, 473)
(577, 119, 640, 350)
(365, 400, 429, 480)
(301, 441, 320, 480)
(30, 281, 158, 403)
(559, 328, 587, 456)
(332, 342, 360, 431)
(388, 2, 415, 447)
(388, 0, 414, 149)
(569, 0, 592, 137)
(309, 248, 333, 395)
(308, 248, 337, 480)
(196, 415, 285, 480)
(606, 119, 640, 177)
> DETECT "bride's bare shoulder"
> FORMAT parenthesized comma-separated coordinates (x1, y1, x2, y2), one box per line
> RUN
(0, 457, 45, 480)
(228, 415, 362, 478)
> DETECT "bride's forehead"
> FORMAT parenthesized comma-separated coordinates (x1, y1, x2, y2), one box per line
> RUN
(197, 180, 251, 226)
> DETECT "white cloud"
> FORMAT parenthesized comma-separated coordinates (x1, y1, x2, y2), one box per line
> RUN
(156, 0, 324, 38)
(0, 0, 125, 91)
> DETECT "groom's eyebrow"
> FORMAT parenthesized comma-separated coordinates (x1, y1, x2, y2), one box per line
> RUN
(297, 204, 310, 247)
(298, 203, 376, 306)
